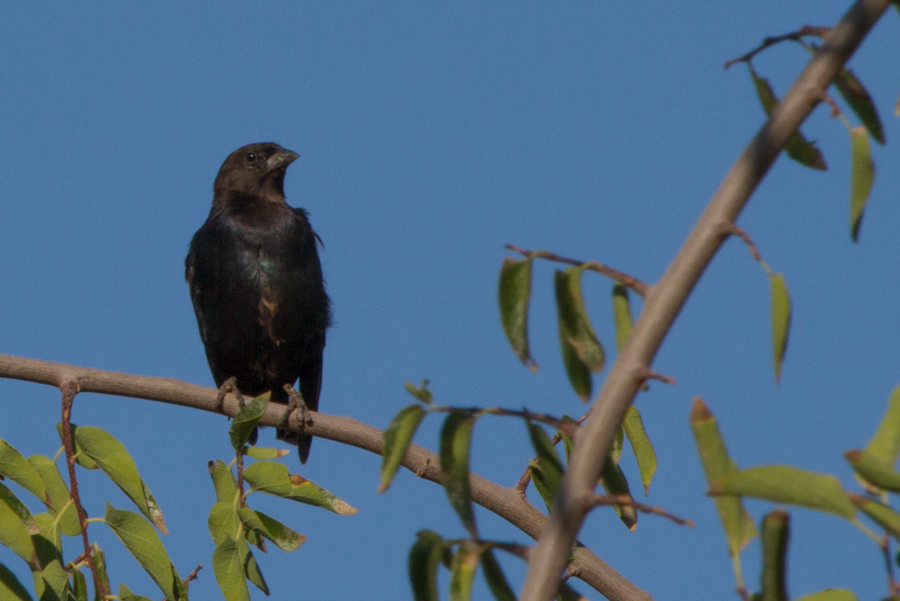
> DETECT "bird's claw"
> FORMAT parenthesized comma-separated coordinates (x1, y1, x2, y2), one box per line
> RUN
(281, 384, 311, 432)
(216, 377, 246, 412)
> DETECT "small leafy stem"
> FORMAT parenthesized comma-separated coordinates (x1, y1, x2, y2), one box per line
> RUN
(723, 25, 831, 68)
(427, 404, 578, 438)
(505, 244, 651, 297)
(60, 379, 107, 600)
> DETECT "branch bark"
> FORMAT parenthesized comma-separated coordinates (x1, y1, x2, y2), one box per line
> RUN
(519, 1, 892, 600)
(0, 353, 651, 601)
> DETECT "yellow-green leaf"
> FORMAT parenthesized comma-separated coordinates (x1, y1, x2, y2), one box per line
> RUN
(238, 508, 305, 552)
(865, 384, 900, 466)
(243, 446, 289, 460)
(242, 461, 357, 515)
(611, 284, 634, 352)
(555, 268, 605, 372)
(622, 406, 656, 495)
(0, 561, 32, 601)
(0, 482, 38, 568)
(449, 544, 479, 601)
(690, 398, 757, 556)
(749, 65, 827, 170)
(794, 590, 857, 601)
(72, 426, 167, 533)
(527, 421, 564, 512)
(103, 504, 185, 601)
(834, 69, 885, 144)
(481, 548, 516, 601)
(118, 583, 154, 601)
(851, 493, 900, 541)
(845, 449, 900, 493)
(440, 412, 478, 537)
(849, 126, 875, 242)
(710, 465, 855, 519)
(404, 380, 433, 405)
(208, 460, 239, 505)
(769, 272, 791, 382)
(599, 456, 637, 530)
(0, 440, 47, 504)
(499, 258, 537, 371)
(759, 510, 789, 601)
(212, 536, 250, 601)
(380, 404, 427, 494)
(27, 456, 79, 537)
(90, 543, 110, 601)
(409, 530, 444, 601)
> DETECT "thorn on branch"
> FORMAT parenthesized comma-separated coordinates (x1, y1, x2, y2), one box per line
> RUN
(717, 222, 762, 262)
(635, 367, 676, 386)
(505, 244, 651, 298)
(584, 494, 695, 527)
(183, 564, 203, 584)
(723, 25, 832, 68)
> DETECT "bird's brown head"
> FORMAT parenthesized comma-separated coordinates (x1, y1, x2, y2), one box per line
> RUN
(212, 143, 300, 209)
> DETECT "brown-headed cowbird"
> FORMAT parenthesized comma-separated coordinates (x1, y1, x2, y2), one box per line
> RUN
(186, 142, 330, 463)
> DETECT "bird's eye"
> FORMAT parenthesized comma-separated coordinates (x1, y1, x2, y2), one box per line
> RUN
(245, 152, 257, 162)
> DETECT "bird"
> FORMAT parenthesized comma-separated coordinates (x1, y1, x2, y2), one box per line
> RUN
(185, 142, 331, 463)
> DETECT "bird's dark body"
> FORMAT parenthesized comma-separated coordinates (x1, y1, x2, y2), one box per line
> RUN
(186, 143, 330, 463)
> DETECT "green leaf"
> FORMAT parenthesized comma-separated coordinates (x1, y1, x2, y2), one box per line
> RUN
(769, 272, 791, 382)
(238, 508, 305, 552)
(848, 126, 875, 242)
(480, 549, 516, 601)
(241, 539, 268, 595)
(90, 544, 110, 601)
(380, 404, 427, 493)
(526, 422, 564, 511)
(690, 399, 757, 556)
(0, 482, 38, 568)
(103, 504, 185, 601)
(212, 537, 250, 601)
(850, 493, 900, 541)
(31, 513, 62, 569)
(845, 449, 900, 493)
(834, 69, 885, 144)
(622, 406, 657, 495)
(749, 65, 827, 170)
(208, 502, 240, 546)
(440, 412, 478, 537)
(54, 424, 98, 471)
(242, 461, 358, 515)
(229, 393, 270, 452)
(710, 465, 855, 519)
(600, 455, 637, 530)
(555, 268, 605, 373)
(794, 590, 857, 601)
(208, 460, 239, 505)
(0, 561, 33, 601)
(759, 510, 789, 601)
(449, 544, 479, 601)
(409, 530, 444, 601)
(71, 426, 167, 533)
(0, 440, 47, 504)
(499, 258, 538, 371)
(27, 456, 79, 537)
(243, 446, 289, 460)
(404, 380, 434, 405)
(865, 385, 900, 466)
(69, 568, 88, 601)
(611, 283, 634, 352)
(118, 583, 154, 601)
(36, 559, 68, 601)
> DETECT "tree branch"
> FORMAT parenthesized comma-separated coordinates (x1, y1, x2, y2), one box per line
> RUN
(518, 1, 893, 600)
(0, 353, 651, 601)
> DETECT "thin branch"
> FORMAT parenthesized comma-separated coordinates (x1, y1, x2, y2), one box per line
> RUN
(519, 2, 892, 600)
(428, 405, 577, 438)
(634, 368, 676, 386)
(584, 494, 695, 527)
(505, 244, 651, 297)
(717, 222, 762, 261)
(60, 380, 107, 600)
(723, 25, 831, 68)
(0, 353, 651, 601)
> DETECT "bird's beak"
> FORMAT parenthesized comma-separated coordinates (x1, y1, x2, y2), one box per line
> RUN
(266, 148, 300, 172)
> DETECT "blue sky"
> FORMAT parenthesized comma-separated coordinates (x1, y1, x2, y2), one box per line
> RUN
(1, 2, 899, 600)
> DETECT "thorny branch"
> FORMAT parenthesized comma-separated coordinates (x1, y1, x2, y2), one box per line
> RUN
(723, 25, 831, 68)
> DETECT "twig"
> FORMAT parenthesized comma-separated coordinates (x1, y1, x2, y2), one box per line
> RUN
(717, 223, 762, 261)
(184, 564, 203, 584)
(60, 380, 107, 600)
(515, 414, 588, 495)
(505, 244, 651, 297)
(723, 25, 831, 68)
(0, 353, 651, 601)
(430, 405, 578, 438)
(634, 368, 676, 386)
(520, 3, 892, 600)
(584, 494, 695, 527)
